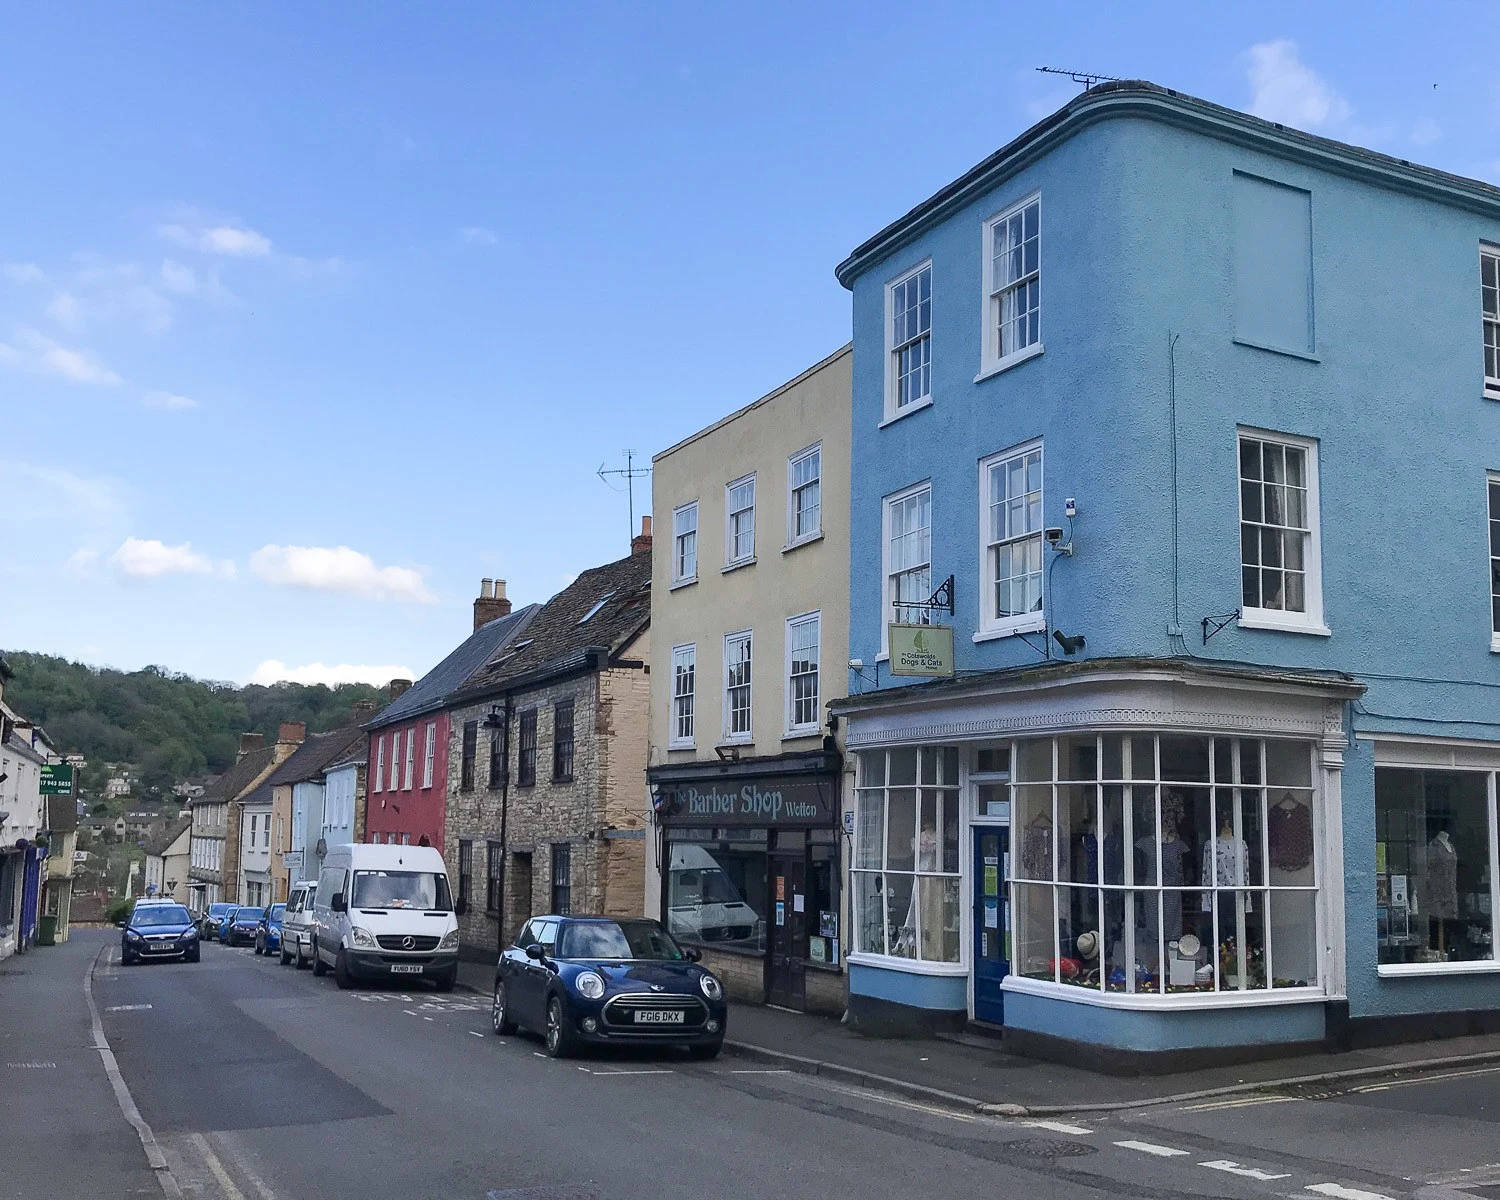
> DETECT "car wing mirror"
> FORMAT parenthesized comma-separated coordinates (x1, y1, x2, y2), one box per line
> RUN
(683, 947, 702, 963)
(524, 943, 545, 961)
(116, 921, 126, 929)
(330, 894, 347, 913)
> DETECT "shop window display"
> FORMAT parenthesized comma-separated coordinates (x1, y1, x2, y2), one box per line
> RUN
(1011, 733, 1318, 996)
(1375, 769, 1496, 967)
(665, 829, 769, 951)
(853, 747, 962, 963)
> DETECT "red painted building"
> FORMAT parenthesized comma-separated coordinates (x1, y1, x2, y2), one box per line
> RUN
(362, 580, 539, 852)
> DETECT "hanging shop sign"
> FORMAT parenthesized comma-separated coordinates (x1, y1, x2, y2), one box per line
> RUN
(39, 765, 74, 795)
(654, 773, 837, 829)
(888, 623, 955, 677)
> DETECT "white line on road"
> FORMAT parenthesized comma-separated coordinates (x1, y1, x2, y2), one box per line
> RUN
(1201, 1160, 1292, 1181)
(1115, 1140, 1190, 1157)
(106, 1004, 153, 1012)
(423, 1016, 434, 1022)
(1305, 1184, 1395, 1200)
(404, 1010, 418, 1016)
(189, 1134, 247, 1200)
(533, 1052, 547, 1058)
(1023, 1120, 1092, 1135)
(729, 1069, 792, 1075)
(1351, 1065, 1500, 1094)
(1179, 1095, 1297, 1112)
(468, 1031, 485, 1038)
(588, 1069, 673, 1077)
(207, 1132, 278, 1200)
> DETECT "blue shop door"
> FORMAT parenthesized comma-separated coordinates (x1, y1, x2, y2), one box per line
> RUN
(973, 827, 1009, 1025)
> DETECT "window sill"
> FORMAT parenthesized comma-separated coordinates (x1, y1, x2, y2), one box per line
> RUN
(782, 533, 823, 554)
(1002, 974, 1326, 1011)
(973, 616, 1046, 643)
(974, 341, 1044, 382)
(669, 576, 698, 593)
(879, 396, 933, 428)
(782, 728, 822, 742)
(1490, 633, 1500, 654)
(721, 557, 757, 575)
(1232, 336, 1320, 363)
(716, 740, 754, 751)
(1485, 385, 1500, 403)
(1238, 610, 1331, 637)
(847, 952, 968, 977)
(1377, 960, 1500, 979)
(666, 740, 695, 752)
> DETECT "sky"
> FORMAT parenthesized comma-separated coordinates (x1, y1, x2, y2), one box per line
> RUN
(0, 3, 1487, 687)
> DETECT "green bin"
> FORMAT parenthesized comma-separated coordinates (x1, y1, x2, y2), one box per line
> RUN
(36, 915, 57, 946)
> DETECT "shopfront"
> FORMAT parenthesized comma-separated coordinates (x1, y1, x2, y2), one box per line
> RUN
(649, 751, 845, 1014)
(836, 658, 1365, 1061)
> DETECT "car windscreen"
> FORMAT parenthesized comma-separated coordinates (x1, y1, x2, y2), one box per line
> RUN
(559, 921, 685, 961)
(133, 905, 193, 927)
(350, 870, 451, 911)
(269, 905, 286, 919)
(234, 907, 265, 922)
(209, 904, 236, 916)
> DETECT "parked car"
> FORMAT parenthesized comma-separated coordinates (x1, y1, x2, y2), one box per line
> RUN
(281, 880, 317, 968)
(223, 906, 263, 946)
(201, 902, 237, 939)
(255, 903, 286, 956)
(120, 902, 200, 965)
(491, 916, 726, 1059)
(309, 843, 463, 991)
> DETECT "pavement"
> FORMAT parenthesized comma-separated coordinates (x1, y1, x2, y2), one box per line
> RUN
(6, 931, 1500, 1200)
(455, 958, 1500, 1116)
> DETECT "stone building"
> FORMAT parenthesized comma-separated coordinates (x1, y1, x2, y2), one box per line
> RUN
(444, 528, 651, 961)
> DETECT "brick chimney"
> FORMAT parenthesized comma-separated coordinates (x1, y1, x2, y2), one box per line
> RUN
(631, 515, 653, 555)
(353, 699, 378, 718)
(473, 577, 513, 631)
(277, 721, 307, 746)
(236, 732, 265, 762)
(388, 678, 413, 700)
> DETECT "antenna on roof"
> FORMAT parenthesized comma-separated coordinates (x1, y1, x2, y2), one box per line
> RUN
(596, 450, 652, 542)
(1036, 66, 1121, 90)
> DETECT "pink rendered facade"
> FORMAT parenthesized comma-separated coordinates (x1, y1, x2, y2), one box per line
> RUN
(364, 714, 449, 852)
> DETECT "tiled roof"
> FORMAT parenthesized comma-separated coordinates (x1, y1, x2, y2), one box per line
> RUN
(143, 816, 191, 858)
(366, 604, 541, 730)
(268, 726, 366, 787)
(457, 547, 650, 699)
(239, 781, 273, 808)
(193, 745, 277, 806)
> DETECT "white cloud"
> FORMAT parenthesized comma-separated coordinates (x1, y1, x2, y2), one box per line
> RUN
(250, 659, 414, 687)
(460, 226, 498, 246)
(0, 327, 121, 385)
(1244, 40, 1352, 130)
(109, 537, 222, 579)
(249, 544, 436, 604)
(158, 222, 272, 257)
(143, 390, 197, 411)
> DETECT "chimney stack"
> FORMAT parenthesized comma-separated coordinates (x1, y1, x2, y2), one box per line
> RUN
(236, 732, 265, 762)
(353, 699, 378, 719)
(388, 678, 413, 700)
(277, 721, 307, 746)
(631, 514, 653, 555)
(473, 576, 513, 631)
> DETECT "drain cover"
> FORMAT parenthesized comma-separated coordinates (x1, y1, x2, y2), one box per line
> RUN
(1005, 1137, 1098, 1159)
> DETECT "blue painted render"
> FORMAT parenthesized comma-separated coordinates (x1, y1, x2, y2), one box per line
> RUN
(842, 85, 1500, 1030)
(849, 961, 967, 1012)
(1002, 989, 1325, 1052)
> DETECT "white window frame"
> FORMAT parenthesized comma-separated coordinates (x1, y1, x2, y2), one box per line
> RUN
(672, 501, 699, 586)
(1236, 427, 1328, 636)
(1491, 475, 1500, 653)
(786, 443, 822, 549)
(389, 732, 401, 791)
(880, 481, 933, 659)
(723, 630, 753, 744)
(403, 727, 415, 790)
(669, 643, 696, 749)
(1483, 245, 1500, 399)
(724, 474, 756, 569)
(784, 611, 821, 737)
(422, 722, 436, 789)
(374, 735, 384, 792)
(883, 260, 933, 424)
(977, 439, 1046, 640)
(979, 193, 1043, 380)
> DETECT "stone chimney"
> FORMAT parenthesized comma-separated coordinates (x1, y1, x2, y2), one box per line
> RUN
(631, 515, 653, 555)
(277, 721, 307, 747)
(236, 732, 265, 762)
(473, 577, 513, 631)
(388, 678, 413, 700)
(353, 699, 378, 719)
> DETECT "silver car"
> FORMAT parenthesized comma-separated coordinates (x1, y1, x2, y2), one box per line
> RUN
(280, 880, 318, 968)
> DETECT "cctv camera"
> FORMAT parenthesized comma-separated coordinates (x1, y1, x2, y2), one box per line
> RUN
(1044, 527, 1065, 546)
(848, 658, 864, 672)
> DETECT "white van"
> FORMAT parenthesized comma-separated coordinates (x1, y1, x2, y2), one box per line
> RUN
(665, 843, 761, 945)
(280, 879, 317, 968)
(309, 843, 463, 991)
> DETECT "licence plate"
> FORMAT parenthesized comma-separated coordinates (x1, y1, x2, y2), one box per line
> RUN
(390, 964, 425, 975)
(633, 1009, 685, 1024)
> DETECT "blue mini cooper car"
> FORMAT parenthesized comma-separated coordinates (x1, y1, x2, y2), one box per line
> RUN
(491, 916, 726, 1059)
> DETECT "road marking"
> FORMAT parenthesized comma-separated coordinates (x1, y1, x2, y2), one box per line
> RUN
(729, 1069, 791, 1075)
(533, 1052, 548, 1058)
(189, 1133, 247, 1200)
(423, 1016, 434, 1022)
(1201, 1160, 1292, 1181)
(1306, 1185, 1395, 1200)
(1023, 1119, 1092, 1135)
(1115, 1140, 1189, 1157)
(469, 1031, 485, 1038)
(404, 1009, 418, 1016)
(7, 1061, 57, 1069)
(1351, 1065, 1500, 1094)
(84, 950, 184, 1199)
(106, 1004, 153, 1012)
(1179, 1095, 1297, 1113)
(208, 1132, 278, 1200)
(588, 1069, 673, 1077)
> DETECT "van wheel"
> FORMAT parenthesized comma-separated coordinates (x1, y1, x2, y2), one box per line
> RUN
(279, 944, 292, 966)
(334, 949, 354, 990)
(295, 943, 308, 970)
(312, 940, 328, 976)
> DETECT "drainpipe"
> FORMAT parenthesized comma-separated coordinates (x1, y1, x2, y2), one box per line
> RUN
(485, 695, 514, 957)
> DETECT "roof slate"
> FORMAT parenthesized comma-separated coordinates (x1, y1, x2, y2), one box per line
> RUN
(366, 604, 541, 730)
(193, 745, 278, 806)
(267, 726, 366, 787)
(143, 815, 191, 858)
(457, 547, 650, 699)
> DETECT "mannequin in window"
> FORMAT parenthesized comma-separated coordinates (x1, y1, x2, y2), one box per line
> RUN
(898, 816, 945, 957)
(1202, 812, 1251, 918)
(1423, 823, 1459, 955)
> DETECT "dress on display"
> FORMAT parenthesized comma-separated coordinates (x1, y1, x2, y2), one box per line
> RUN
(1422, 835, 1459, 921)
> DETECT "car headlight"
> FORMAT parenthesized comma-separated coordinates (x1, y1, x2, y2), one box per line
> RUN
(574, 970, 606, 1000)
(350, 926, 377, 949)
(124, 930, 141, 942)
(438, 929, 460, 951)
(182, 928, 198, 940)
(699, 972, 723, 1001)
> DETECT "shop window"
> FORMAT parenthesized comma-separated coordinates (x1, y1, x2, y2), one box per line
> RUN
(1011, 733, 1318, 997)
(1375, 768, 1497, 969)
(852, 747, 961, 964)
(664, 829, 769, 952)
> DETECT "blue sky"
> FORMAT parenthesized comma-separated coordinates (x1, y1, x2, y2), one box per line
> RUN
(0, 3, 1486, 685)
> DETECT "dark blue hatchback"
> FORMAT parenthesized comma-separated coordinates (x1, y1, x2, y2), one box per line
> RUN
(120, 902, 200, 965)
(492, 916, 727, 1059)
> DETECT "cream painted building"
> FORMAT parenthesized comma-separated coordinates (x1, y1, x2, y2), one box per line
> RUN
(646, 344, 852, 1015)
